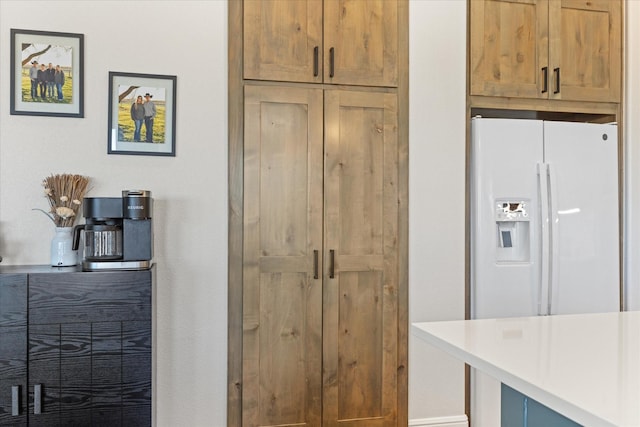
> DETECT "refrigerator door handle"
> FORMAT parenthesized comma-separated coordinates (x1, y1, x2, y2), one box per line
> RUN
(538, 162, 551, 315)
(547, 163, 559, 315)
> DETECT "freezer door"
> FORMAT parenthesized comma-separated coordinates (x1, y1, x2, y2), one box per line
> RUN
(543, 121, 620, 314)
(471, 118, 544, 319)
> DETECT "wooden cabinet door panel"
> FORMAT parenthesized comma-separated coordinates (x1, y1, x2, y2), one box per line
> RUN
(0, 275, 27, 425)
(59, 323, 91, 427)
(323, 90, 398, 427)
(244, 0, 323, 83)
(243, 85, 324, 427)
(0, 274, 27, 327)
(243, 0, 398, 87)
(324, 0, 398, 87)
(91, 322, 123, 426)
(549, 0, 621, 102)
(26, 271, 152, 427)
(122, 321, 152, 426)
(0, 327, 27, 426)
(470, 0, 549, 98)
(28, 272, 151, 324)
(28, 324, 61, 427)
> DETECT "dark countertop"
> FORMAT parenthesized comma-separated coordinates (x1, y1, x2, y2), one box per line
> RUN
(0, 264, 83, 274)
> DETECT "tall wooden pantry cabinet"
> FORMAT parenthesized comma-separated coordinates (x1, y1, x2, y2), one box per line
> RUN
(228, 1, 408, 427)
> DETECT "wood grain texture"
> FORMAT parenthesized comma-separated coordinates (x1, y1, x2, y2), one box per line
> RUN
(396, 2, 409, 425)
(324, 0, 398, 87)
(0, 274, 27, 327)
(323, 89, 398, 427)
(470, 0, 549, 98)
(244, 0, 398, 87)
(29, 324, 61, 426)
(0, 326, 27, 425)
(470, 0, 621, 104)
(28, 271, 151, 324)
(244, 0, 323, 83)
(233, 1, 407, 425)
(122, 320, 152, 411)
(469, 94, 620, 114)
(549, 0, 621, 102)
(243, 85, 323, 427)
(227, 0, 244, 425)
(0, 270, 153, 427)
(324, 0, 399, 87)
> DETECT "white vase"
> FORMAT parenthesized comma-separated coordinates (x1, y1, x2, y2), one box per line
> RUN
(51, 227, 77, 267)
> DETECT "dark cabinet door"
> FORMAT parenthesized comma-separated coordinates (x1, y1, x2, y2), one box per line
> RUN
(28, 324, 62, 427)
(122, 320, 152, 426)
(28, 270, 152, 427)
(0, 274, 28, 426)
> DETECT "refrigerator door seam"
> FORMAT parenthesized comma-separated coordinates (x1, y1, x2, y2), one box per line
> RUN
(547, 162, 559, 315)
(538, 162, 551, 316)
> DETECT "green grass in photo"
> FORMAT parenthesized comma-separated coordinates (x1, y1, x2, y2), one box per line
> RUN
(20, 69, 73, 104)
(118, 102, 166, 143)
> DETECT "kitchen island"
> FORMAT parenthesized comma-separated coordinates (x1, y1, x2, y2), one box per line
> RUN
(412, 311, 640, 427)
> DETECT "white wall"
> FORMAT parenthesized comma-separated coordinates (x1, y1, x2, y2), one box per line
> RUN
(625, 1, 640, 311)
(0, 2, 228, 426)
(408, 0, 468, 424)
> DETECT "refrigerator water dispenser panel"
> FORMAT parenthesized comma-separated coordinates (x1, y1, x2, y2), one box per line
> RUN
(495, 200, 530, 262)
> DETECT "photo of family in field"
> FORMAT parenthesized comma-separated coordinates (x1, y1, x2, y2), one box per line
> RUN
(117, 86, 167, 144)
(20, 43, 74, 104)
(11, 29, 83, 117)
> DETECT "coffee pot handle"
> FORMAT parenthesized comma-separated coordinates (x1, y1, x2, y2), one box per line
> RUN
(72, 224, 85, 250)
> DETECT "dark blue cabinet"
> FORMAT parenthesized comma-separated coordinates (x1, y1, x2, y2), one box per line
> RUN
(501, 383, 582, 427)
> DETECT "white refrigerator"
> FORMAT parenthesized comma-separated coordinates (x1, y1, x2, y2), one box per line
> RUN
(470, 118, 620, 426)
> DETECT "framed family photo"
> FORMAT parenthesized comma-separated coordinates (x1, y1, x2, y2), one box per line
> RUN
(108, 72, 177, 156)
(10, 29, 84, 117)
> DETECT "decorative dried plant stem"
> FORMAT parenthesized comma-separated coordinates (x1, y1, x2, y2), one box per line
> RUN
(41, 174, 90, 227)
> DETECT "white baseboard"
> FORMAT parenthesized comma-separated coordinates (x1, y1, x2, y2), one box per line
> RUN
(408, 415, 469, 427)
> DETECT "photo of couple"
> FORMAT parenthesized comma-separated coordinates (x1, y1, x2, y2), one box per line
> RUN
(117, 86, 166, 144)
(130, 93, 157, 142)
(108, 72, 175, 156)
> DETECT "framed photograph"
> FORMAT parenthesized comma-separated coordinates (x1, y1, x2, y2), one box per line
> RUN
(108, 72, 177, 156)
(10, 29, 84, 117)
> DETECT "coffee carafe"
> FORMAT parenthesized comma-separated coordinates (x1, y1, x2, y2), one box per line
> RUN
(73, 190, 153, 271)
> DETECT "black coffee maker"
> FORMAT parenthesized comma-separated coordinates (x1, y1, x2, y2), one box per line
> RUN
(73, 190, 153, 271)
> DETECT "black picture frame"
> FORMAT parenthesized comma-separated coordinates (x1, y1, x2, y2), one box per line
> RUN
(10, 28, 84, 117)
(108, 72, 177, 157)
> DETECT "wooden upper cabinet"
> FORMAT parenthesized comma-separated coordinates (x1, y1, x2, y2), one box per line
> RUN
(470, 0, 549, 99)
(243, 0, 323, 83)
(549, 0, 621, 102)
(244, 0, 398, 87)
(324, 0, 398, 86)
(470, 0, 621, 103)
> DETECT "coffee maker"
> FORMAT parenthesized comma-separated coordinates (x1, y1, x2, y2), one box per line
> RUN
(73, 190, 153, 271)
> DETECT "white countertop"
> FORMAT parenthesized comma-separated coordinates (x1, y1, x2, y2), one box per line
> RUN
(412, 311, 640, 427)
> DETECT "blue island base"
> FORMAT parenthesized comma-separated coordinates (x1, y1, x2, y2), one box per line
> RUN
(501, 384, 582, 427)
